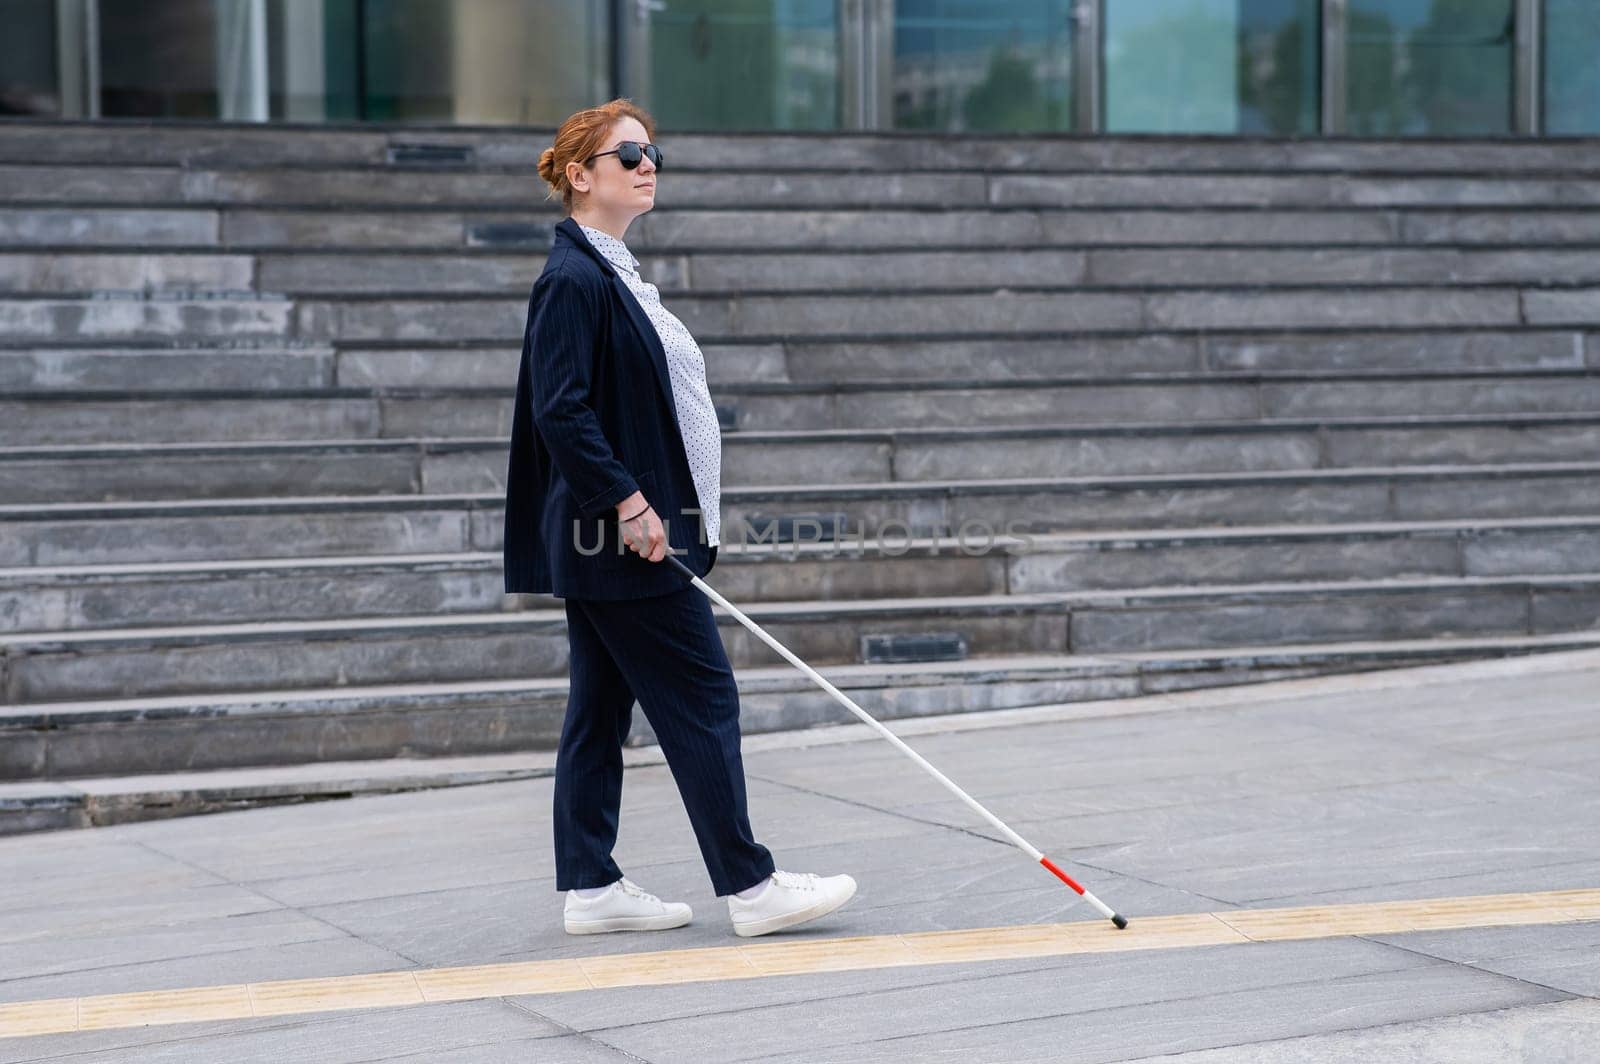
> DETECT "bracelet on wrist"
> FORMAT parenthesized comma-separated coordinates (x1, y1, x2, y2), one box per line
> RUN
(620, 504, 649, 522)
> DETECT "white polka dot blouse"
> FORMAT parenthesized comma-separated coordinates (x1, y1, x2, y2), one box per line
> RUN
(579, 223, 722, 548)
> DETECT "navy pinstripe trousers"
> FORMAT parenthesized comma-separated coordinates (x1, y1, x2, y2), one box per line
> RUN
(552, 556, 777, 897)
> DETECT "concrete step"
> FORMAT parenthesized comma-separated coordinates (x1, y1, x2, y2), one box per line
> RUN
(0, 296, 293, 343)
(6, 120, 1600, 174)
(0, 344, 336, 393)
(129, 246, 1600, 296)
(271, 247, 1600, 296)
(0, 206, 221, 248)
(738, 375, 1600, 431)
(780, 330, 1599, 382)
(706, 461, 1600, 544)
(284, 287, 1545, 343)
(0, 205, 550, 251)
(8, 412, 1600, 500)
(17, 205, 1600, 254)
(255, 207, 1407, 252)
(16, 246, 1600, 298)
(0, 393, 384, 446)
(6, 335, 1595, 399)
(645, 208, 1600, 251)
(6, 516, 1596, 632)
(4, 570, 1599, 704)
(12, 370, 1600, 446)
(0, 289, 1584, 350)
(0, 253, 253, 293)
(15, 159, 1600, 211)
(4, 630, 1599, 792)
(0, 123, 403, 168)
(4, 335, 1593, 397)
(0, 749, 583, 833)
(9, 460, 1600, 566)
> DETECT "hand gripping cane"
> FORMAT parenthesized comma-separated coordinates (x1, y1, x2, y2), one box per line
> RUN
(665, 552, 1129, 930)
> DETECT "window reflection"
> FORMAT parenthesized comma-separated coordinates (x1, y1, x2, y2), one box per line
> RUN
(33, 0, 608, 125)
(0, 0, 60, 116)
(0, 0, 1587, 137)
(1545, 0, 1600, 133)
(648, 0, 839, 130)
(1344, 0, 1515, 136)
(1105, 0, 1318, 135)
(98, 0, 221, 118)
(334, 0, 610, 124)
(891, 0, 1074, 133)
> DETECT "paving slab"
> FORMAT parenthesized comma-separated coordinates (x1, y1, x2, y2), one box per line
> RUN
(1125, 997, 1600, 1064)
(556, 943, 1553, 1064)
(0, 999, 581, 1064)
(1370, 922, 1600, 997)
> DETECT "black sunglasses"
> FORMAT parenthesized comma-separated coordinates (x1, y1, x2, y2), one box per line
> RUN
(585, 140, 663, 171)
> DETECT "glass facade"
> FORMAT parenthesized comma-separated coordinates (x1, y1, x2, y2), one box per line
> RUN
(339, 0, 609, 123)
(0, 0, 608, 125)
(891, 1, 1074, 133)
(1544, 0, 1600, 133)
(96, 0, 230, 119)
(643, 0, 839, 130)
(0, 0, 1589, 136)
(1344, 0, 1515, 135)
(1104, 0, 1319, 135)
(0, 0, 59, 116)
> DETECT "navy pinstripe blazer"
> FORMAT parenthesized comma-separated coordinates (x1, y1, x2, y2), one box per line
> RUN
(503, 216, 718, 600)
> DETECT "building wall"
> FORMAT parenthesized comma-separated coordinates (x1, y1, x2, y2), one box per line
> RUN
(2, 0, 1595, 136)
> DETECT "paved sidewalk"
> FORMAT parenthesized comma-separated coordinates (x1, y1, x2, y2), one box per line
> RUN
(3, 649, 1600, 1062)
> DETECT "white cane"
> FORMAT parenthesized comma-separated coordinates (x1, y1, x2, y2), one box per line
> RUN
(664, 552, 1129, 930)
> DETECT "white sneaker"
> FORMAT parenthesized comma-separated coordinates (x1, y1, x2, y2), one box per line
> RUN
(727, 870, 857, 938)
(563, 877, 692, 935)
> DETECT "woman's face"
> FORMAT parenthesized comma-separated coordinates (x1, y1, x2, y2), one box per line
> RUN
(568, 117, 657, 221)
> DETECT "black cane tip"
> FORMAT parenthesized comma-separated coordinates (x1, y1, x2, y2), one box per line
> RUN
(1112, 913, 1128, 930)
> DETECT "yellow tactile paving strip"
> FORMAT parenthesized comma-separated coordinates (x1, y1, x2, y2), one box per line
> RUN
(3, 887, 1597, 1040)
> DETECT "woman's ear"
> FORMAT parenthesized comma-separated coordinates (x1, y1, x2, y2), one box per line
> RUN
(566, 160, 589, 194)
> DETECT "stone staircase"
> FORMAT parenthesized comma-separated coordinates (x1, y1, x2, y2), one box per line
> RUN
(3, 118, 1599, 832)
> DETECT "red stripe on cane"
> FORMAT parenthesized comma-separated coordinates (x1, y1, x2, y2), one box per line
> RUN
(1039, 856, 1088, 895)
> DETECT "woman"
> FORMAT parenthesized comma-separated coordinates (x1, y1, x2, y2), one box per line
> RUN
(504, 99, 857, 938)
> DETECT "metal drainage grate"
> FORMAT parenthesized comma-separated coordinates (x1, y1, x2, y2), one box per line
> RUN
(860, 632, 968, 664)
(467, 221, 555, 248)
(386, 143, 476, 167)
